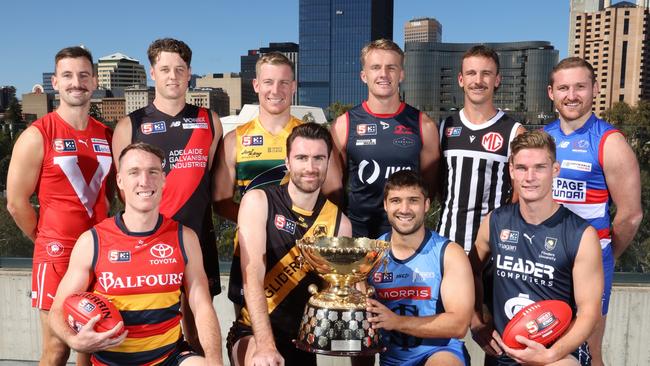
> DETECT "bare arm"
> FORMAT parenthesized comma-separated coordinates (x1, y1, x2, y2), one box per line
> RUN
(208, 110, 223, 169)
(602, 132, 643, 258)
(419, 113, 441, 202)
(367, 241, 473, 339)
(6, 126, 44, 241)
(182, 226, 223, 366)
(322, 114, 348, 207)
(212, 130, 239, 222)
(338, 213, 352, 237)
(239, 189, 283, 365)
(111, 116, 132, 171)
(50, 231, 126, 352)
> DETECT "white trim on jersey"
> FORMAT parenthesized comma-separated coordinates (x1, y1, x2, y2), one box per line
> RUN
(561, 202, 607, 220)
(443, 149, 510, 163)
(459, 109, 505, 130)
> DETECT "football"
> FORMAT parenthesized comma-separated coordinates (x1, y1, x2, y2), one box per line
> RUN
(502, 299, 572, 349)
(63, 292, 123, 335)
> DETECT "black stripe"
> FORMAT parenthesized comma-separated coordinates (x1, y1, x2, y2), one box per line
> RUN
(94, 340, 177, 365)
(177, 224, 188, 265)
(91, 228, 99, 270)
(121, 301, 181, 326)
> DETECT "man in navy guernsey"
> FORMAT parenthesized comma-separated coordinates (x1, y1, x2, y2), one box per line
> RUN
(469, 130, 603, 366)
(366, 170, 473, 366)
(112, 38, 223, 353)
(544, 57, 642, 366)
(438, 45, 525, 252)
(325, 39, 440, 238)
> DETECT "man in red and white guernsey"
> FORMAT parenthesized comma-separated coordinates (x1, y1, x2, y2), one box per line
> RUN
(6, 46, 113, 365)
(50, 142, 223, 366)
(112, 38, 223, 353)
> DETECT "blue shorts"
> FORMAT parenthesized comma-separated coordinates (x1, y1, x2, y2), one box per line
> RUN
(601, 245, 614, 315)
(380, 338, 469, 366)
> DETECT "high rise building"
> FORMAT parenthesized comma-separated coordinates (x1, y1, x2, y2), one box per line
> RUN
(102, 97, 126, 123)
(404, 17, 442, 44)
(569, 0, 607, 53)
(42, 72, 55, 94)
(570, 0, 650, 115)
(0, 86, 17, 112)
(97, 53, 147, 92)
(240, 49, 260, 107)
(197, 73, 242, 115)
(22, 86, 53, 120)
(299, 0, 393, 110)
(124, 84, 155, 114)
(186, 88, 229, 117)
(260, 42, 299, 105)
(403, 41, 558, 124)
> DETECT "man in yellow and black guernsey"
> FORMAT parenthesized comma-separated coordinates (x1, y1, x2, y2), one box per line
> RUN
(213, 52, 303, 309)
(226, 123, 352, 366)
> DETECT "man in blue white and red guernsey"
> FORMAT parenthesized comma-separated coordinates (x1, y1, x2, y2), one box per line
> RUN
(50, 142, 223, 366)
(469, 130, 603, 366)
(324, 39, 440, 239)
(544, 57, 642, 366)
(365, 170, 474, 366)
(112, 38, 224, 354)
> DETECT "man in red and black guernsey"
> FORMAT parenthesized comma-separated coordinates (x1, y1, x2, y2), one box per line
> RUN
(324, 39, 440, 239)
(50, 142, 224, 366)
(7, 46, 113, 365)
(112, 38, 223, 353)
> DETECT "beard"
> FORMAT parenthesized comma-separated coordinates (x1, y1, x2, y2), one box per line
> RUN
(387, 214, 425, 236)
(289, 172, 324, 194)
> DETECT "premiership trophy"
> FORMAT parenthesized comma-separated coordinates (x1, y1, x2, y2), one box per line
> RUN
(294, 236, 389, 356)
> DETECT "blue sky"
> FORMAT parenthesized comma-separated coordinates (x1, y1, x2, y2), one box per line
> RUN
(2, 0, 569, 97)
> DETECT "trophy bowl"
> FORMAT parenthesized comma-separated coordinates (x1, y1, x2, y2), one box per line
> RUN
(294, 236, 389, 356)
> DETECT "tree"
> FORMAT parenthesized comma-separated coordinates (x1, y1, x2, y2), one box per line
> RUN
(3, 100, 22, 123)
(302, 111, 316, 123)
(600, 101, 633, 126)
(89, 103, 105, 123)
(326, 102, 353, 121)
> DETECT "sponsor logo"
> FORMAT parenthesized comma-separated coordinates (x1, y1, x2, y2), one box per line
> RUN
(182, 122, 208, 130)
(46, 242, 64, 257)
(93, 144, 111, 153)
(552, 177, 586, 202)
(544, 237, 558, 251)
(495, 254, 555, 287)
(561, 160, 592, 172)
(445, 127, 462, 137)
(393, 137, 415, 148)
(376, 286, 431, 301)
(482, 132, 504, 152)
(54, 139, 77, 152)
(357, 160, 412, 184)
(396, 273, 409, 279)
(240, 149, 262, 158)
(79, 298, 96, 313)
(242, 135, 264, 146)
(394, 125, 414, 134)
(373, 272, 393, 283)
(274, 214, 296, 234)
(523, 233, 535, 245)
(313, 224, 328, 237)
(526, 320, 540, 334)
(413, 269, 436, 283)
(149, 243, 177, 265)
(268, 147, 283, 153)
(141, 121, 166, 135)
(183, 117, 206, 123)
(380, 121, 390, 130)
(504, 293, 534, 319)
(558, 141, 570, 149)
(170, 120, 181, 127)
(499, 243, 517, 252)
(91, 138, 108, 144)
(77, 139, 88, 147)
(356, 124, 377, 136)
(355, 138, 376, 146)
(97, 271, 184, 291)
(264, 259, 306, 298)
(109, 250, 131, 263)
(572, 139, 590, 152)
(469, 135, 476, 143)
(500, 229, 519, 243)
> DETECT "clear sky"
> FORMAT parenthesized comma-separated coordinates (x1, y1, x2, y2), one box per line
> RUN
(1, 0, 569, 97)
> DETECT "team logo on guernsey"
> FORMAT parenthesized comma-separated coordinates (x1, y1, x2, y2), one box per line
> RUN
(394, 125, 414, 134)
(572, 139, 590, 152)
(356, 124, 377, 136)
(504, 293, 534, 319)
(373, 272, 393, 283)
(500, 229, 519, 243)
(242, 135, 264, 146)
(141, 121, 166, 135)
(544, 237, 558, 251)
(46, 241, 64, 257)
(150, 243, 174, 259)
(445, 127, 462, 137)
(109, 250, 131, 263)
(482, 132, 504, 152)
(274, 214, 296, 234)
(53, 139, 77, 152)
(313, 224, 328, 237)
(393, 137, 415, 148)
(561, 160, 592, 172)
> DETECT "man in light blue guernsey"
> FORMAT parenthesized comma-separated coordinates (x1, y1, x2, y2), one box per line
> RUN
(366, 170, 474, 366)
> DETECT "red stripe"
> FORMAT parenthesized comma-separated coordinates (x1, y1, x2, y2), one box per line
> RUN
(598, 129, 620, 167)
(597, 228, 610, 240)
(361, 101, 406, 118)
(125, 315, 180, 338)
(586, 188, 609, 203)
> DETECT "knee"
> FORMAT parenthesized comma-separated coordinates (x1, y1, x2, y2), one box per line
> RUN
(42, 338, 70, 365)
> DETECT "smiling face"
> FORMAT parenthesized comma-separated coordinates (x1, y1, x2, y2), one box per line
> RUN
(548, 66, 597, 123)
(458, 55, 501, 106)
(52, 57, 97, 108)
(117, 149, 165, 214)
(509, 148, 559, 204)
(361, 49, 404, 100)
(384, 185, 430, 236)
(150, 51, 191, 101)
(253, 63, 296, 116)
(285, 136, 329, 194)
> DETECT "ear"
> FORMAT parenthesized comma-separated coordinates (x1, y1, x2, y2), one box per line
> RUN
(149, 67, 156, 81)
(253, 78, 260, 93)
(547, 84, 554, 101)
(494, 73, 501, 89)
(457, 72, 464, 88)
(552, 161, 560, 178)
(52, 73, 59, 91)
(116, 172, 124, 191)
(593, 80, 600, 95)
(424, 197, 430, 213)
(399, 68, 405, 84)
(360, 70, 368, 85)
(187, 67, 192, 82)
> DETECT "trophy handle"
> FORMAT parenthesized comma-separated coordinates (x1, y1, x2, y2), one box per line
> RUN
(365, 285, 375, 297)
(297, 255, 304, 269)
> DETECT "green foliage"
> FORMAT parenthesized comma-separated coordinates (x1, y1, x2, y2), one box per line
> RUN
(213, 215, 236, 262)
(89, 103, 105, 123)
(0, 197, 33, 257)
(326, 102, 354, 121)
(3, 100, 22, 123)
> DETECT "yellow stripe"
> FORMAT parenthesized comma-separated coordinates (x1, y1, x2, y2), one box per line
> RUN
(110, 324, 181, 353)
(96, 290, 181, 311)
(304, 200, 339, 237)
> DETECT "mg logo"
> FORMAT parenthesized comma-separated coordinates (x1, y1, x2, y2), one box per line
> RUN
(482, 132, 504, 152)
(150, 243, 174, 259)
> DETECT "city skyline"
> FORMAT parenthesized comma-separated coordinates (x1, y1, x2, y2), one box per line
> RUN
(3, 0, 569, 97)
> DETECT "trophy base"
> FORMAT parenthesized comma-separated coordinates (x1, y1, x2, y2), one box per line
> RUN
(295, 301, 384, 356)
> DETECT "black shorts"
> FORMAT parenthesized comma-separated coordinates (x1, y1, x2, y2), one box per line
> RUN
(485, 342, 591, 366)
(158, 340, 200, 366)
(226, 321, 316, 366)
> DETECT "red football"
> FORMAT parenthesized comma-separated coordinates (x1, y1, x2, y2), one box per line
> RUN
(502, 300, 572, 349)
(63, 292, 123, 335)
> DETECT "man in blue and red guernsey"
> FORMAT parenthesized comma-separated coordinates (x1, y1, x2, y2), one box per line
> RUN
(50, 142, 223, 366)
(324, 39, 441, 239)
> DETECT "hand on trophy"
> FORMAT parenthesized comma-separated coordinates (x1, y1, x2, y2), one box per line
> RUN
(366, 298, 401, 331)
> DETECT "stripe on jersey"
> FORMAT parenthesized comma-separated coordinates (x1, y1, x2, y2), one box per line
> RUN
(94, 342, 176, 366)
(562, 202, 607, 220)
(111, 324, 181, 353)
(101, 289, 182, 311)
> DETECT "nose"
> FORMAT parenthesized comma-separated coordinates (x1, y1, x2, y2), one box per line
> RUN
(525, 168, 535, 181)
(567, 87, 577, 99)
(138, 171, 151, 186)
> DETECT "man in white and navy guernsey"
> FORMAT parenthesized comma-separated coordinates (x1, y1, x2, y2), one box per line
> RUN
(365, 170, 473, 366)
(438, 45, 525, 252)
(469, 130, 603, 366)
(544, 57, 642, 366)
(326, 39, 440, 239)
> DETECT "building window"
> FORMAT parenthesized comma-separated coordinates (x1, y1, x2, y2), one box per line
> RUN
(624, 18, 630, 35)
(620, 41, 628, 88)
(619, 94, 625, 102)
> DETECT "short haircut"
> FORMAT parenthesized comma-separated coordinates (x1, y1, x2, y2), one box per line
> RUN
(549, 57, 596, 86)
(55, 46, 94, 75)
(255, 52, 295, 79)
(509, 130, 556, 163)
(461, 45, 500, 74)
(360, 39, 404, 68)
(286, 123, 333, 157)
(383, 170, 429, 200)
(147, 38, 192, 67)
(118, 142, 165, 167)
